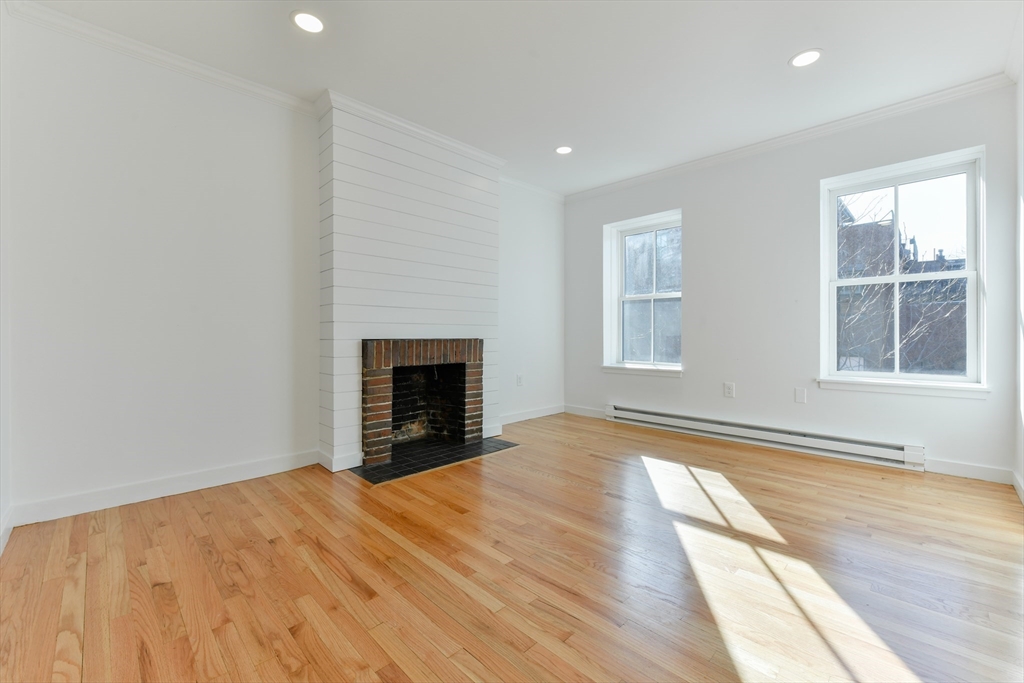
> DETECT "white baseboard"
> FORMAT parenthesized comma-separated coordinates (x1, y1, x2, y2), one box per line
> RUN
(924, 459, 1015, 485)
(501, 405, 564, 425)
(564, 404, 607, 419)
(8, 449, 320, 529)
(566, 404, 1020, 488)
(483, 423, 502, 438)
(317, 446, 362, 473)
(0, 506, 12, 557)
(1013, 470, 1024, 506)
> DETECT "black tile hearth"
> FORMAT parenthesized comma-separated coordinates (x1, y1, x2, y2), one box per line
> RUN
(350, 437, 517, 485)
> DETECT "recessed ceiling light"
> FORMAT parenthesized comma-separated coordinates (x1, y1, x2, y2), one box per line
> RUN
(292, 11, 323, 33)
(555, 146, 572, 155)
(789, 49, 822, 67)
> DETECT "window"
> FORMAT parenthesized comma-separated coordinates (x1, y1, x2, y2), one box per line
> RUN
(603, 210, 683, 375)
(820, 147, 985, 394)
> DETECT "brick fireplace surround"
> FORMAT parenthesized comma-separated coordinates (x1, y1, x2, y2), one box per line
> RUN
(362, 339, 484, 465)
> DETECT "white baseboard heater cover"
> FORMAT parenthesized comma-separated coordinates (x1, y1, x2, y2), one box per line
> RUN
(605, 405, 925, 468)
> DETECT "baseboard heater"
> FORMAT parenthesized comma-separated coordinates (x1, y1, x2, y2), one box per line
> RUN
(605, 405, 925, 469)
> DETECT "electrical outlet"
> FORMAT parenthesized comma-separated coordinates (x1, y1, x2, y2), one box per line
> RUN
(516, 374, 524, 387)
(794, 388, 807, 403)
(724, 382, 736, 398)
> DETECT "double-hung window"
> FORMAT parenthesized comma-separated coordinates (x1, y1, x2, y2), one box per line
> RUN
(820, 147, 985, 394)
(603, 210, 683, 375)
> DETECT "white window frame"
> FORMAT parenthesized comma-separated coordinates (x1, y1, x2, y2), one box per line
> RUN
(602, 209, 683, 377)
(818, 147, 988, 398)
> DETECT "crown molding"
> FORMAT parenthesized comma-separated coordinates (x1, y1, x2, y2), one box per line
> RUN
(4, 0, 316, 117)
(567, 73, 1014, 204)
(499, 176, 564, 204)
(319, 89, 506, 170)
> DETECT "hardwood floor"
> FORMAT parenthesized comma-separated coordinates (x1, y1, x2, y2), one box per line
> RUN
(1, 413, 1021, 682)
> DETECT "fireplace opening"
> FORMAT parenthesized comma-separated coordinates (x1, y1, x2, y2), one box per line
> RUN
(362, 339, 484, 466)
(391, 363, 467, 444)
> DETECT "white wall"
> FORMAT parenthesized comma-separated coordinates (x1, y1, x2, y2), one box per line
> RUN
(3, 13, 320, 526)
(1016, 70, 1023, 499)
(565, 86, 1019, 482)
(498, 180, 565, 424)
(317, 94, 504, 469)
(1014, 10, 1024, 501)
(0, 2, 14, 552)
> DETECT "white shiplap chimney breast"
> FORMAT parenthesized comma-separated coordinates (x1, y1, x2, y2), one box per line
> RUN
(315, 91, 505, 470)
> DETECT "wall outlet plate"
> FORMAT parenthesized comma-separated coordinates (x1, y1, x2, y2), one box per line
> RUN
(724, 382, 736, 398)
(516, 374, 523, 387)
(795, 388, 807, 403)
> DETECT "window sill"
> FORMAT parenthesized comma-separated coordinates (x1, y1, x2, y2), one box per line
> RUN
(817, 377, 988, 399)
(603, 364, 683, 378)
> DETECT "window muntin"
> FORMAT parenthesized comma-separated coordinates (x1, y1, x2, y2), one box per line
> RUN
(825, 155, 981, 385)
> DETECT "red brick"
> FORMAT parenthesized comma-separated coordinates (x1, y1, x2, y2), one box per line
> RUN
(362, 341, 374, 369)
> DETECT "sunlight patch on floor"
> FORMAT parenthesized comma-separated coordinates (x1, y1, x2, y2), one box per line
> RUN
(690, 466, 788, 544)
(642, 455, 920, 683)
(642, 455, 785, 543)
(641, 455, 728, 527)
(757, 547, 920, 682)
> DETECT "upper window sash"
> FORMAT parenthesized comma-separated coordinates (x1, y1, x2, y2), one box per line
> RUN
(617, 224, 682, 299)
(827, 160, 979, 283)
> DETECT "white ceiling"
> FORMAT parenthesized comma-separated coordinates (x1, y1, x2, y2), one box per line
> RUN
(37, 0, 1023, 196)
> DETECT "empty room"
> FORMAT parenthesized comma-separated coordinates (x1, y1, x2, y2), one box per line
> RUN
(1, 1, 1022, 681)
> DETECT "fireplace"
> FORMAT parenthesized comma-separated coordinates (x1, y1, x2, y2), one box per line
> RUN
(362, 339, 483, 465)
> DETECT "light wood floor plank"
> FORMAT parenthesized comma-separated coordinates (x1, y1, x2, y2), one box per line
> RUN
(1, 414, 1021, 682)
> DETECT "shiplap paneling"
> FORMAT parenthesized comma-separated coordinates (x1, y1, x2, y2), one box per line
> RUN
(317, 91, 504, 468)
